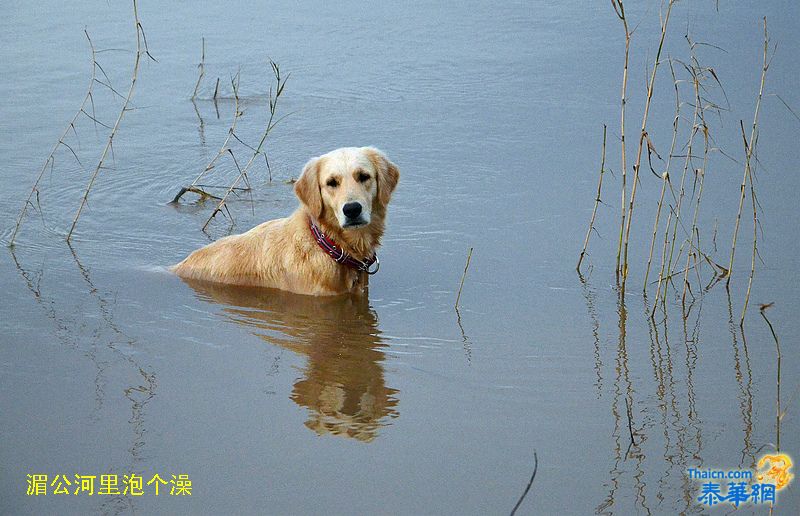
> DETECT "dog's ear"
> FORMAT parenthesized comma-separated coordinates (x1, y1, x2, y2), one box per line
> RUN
(364, 147, 400, 207)
(294, 157, 322, 218)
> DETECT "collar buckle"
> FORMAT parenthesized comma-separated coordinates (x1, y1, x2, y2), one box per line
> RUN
(364, 255, 380, 275)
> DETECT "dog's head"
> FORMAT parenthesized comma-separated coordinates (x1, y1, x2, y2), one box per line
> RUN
(295, 147, 400, 230)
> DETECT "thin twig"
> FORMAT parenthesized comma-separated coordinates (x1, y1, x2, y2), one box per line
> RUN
(651, 210, 672, 316)
(577, 125, 607, 272)
(10, 30, 99, 245)
(191, 37, 205, 100)
(174, 73, 242, 203)
(509, 451, 538, 516)
(68, 0, 150, 241)
(203, 61, 290, 230)
(665, 108, 707, 270)
(455, 247, 473, 309)
(655, 65, 701, 309)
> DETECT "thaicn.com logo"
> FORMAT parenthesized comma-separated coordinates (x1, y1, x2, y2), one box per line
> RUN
(688, 453, 793, 508)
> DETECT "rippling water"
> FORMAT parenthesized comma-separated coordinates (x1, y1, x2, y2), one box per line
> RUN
(1, 1, 799, 514)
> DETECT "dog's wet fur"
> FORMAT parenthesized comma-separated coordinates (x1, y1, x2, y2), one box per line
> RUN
(172, 147, 399, 295)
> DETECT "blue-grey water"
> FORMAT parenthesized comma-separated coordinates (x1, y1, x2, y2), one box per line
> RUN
(1, 1, 799, 514)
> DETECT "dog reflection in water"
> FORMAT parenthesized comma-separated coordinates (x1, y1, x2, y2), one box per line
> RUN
(182, 278, 399, 441)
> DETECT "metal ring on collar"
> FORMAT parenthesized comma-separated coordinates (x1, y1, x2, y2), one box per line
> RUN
(365, 255, 380, 275)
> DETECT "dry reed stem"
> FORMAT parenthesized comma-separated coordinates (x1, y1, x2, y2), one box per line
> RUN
(10, 30, 99, 245)
(653, 67, 701, 308)
(740, 21, 772, 325)
(662, 74, 702, 289)
(666, 207, 719, 275)
(68, 0, 155, 241)
(727, 17, 769, 288)
(191, 37, 205, 100)
(652, 253, 704, 287)
(577, 124, 607, 273)
(741, 122, 759, 326)
(611, 0, 630, 283)
(620, 0, 675, 287)
(644, 58, 680, 290)
(651, 210, 672, 315)
(203, 61, 290, 230)
(455, 247, 473, 310)
(692, 233, 704, 288)
(681, 70, 709, 305)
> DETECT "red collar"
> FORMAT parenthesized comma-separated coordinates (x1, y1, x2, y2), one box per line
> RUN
(309, 219, 380, 274)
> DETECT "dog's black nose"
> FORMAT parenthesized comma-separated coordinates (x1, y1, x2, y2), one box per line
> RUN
(343, 202, 362, 219)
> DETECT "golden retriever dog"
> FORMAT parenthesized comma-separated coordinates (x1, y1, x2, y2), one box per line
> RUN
(172, 147, 400, 295)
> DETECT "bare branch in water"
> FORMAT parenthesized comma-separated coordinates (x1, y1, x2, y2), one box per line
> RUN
(455, 247, 473, 310)
(173, 72, 243, 204)
(203, 60, 291, 230)
(191, 37, 205, 100)
(68, 0, 154, 241)
(10, 29, 99, 245)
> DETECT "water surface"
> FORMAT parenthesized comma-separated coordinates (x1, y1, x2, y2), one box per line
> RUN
(1, 1, 799, 514)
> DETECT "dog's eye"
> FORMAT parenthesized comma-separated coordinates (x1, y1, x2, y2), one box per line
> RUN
(357, 172, 371, 183)
(326, 178, 339, 188)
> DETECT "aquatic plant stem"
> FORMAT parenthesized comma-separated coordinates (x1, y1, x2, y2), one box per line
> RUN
(455, 247, 473, 310)
(644, 59, 680, 290)
(727, 17, 769, 288)
(620, 0, 675, 287)
(651, 210, 672, 316)
(577, 124, 607, 273)
(191, 37, 205, 100)
(681, 70, 709, 306)
(611, 0, 630, 284)
(740, 122, 759, 326)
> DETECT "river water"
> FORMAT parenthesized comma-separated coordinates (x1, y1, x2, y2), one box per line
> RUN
(1, 1, 798, 514)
